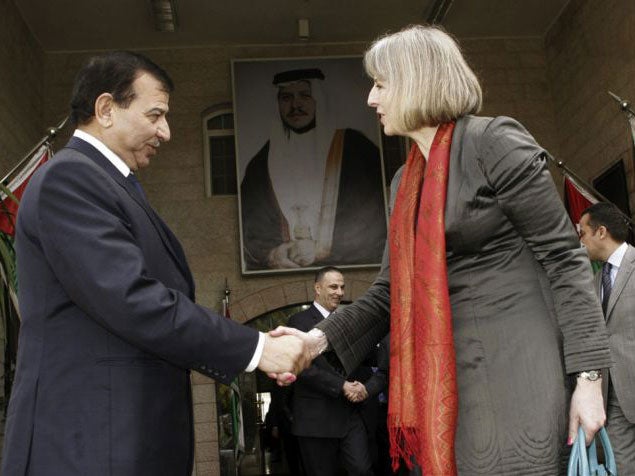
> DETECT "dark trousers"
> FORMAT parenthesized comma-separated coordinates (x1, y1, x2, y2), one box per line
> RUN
(606, 383, 635, 475)
(375, 403, 392, 476)
(297, 412, 373, 476)
(282, 430, 305, 475)
(375, 403, 421, 476)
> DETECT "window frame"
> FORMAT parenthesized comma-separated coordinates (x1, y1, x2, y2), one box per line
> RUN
(202, 103, 236, 197)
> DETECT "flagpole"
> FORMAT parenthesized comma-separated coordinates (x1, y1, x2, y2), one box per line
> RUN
(605, 91, 635, 229)
(548, 155, 634, 227)
(549, 156, 608, 202)
(224, 277, 230, 312)
(1, 116, 69, 185)
(608, 91, 635, 117)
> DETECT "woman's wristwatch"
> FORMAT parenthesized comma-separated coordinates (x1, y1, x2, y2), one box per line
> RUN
(576, 370, 602, 381)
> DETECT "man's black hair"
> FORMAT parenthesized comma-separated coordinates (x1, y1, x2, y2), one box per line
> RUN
(314, 266, 342, 283)
(70, 51, 174, 126)
(581, 202, 630, 243)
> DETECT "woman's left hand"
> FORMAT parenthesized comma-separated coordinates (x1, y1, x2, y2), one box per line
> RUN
(568, 377, 606, 445)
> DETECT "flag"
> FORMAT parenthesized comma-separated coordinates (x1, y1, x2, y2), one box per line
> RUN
(0, 144, 50, 236)
(563, 173, 598, 232)
(222, 294, 231, 319)
(221, 282, 245, 455)
(564, 174, 603, 273)
(230, 381, 246, 455)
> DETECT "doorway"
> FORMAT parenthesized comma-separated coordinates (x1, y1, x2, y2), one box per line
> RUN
(217, 303, 310, 476)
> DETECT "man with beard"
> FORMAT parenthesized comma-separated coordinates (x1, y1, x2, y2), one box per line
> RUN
(240, 68, 387, 271)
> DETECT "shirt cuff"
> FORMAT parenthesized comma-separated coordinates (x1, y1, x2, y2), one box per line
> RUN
(245, 331, 266, 372)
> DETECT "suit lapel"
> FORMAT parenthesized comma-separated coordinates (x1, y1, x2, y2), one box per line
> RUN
(310, 304, 326, 324)
(65, 137, 194, 292)
(605, 245, 635, 322)
(444, 116, 493, 234)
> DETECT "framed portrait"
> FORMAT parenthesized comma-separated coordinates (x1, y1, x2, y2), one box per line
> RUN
(232, 56, 388, 274)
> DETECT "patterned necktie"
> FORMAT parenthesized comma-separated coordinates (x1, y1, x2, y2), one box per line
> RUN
(127, 173, 147, 202)
(601, 262, 612, 315)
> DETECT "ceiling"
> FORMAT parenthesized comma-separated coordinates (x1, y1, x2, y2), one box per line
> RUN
(14, 0, 571, 52)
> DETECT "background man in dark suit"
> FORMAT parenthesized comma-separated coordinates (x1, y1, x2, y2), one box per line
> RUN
(579, 202, 635, 473)
(288, 267, 385, 476)
(1, 51, 308, 476)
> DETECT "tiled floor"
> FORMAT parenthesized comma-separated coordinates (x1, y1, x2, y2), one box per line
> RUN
(241, 448, 290, 476)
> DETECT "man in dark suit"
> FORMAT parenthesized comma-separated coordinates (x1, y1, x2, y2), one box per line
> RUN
(579, 202, 635, 473)
(1, 51, 308, 476)
(288, 267, 384, 476)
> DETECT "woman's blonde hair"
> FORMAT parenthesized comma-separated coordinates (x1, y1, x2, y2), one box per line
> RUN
(364, 24, 482, 131)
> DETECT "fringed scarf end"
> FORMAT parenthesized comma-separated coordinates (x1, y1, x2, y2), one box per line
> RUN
(388, 425, 420, 472)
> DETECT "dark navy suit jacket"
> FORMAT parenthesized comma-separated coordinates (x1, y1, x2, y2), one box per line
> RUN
(1, 137, 259, 475)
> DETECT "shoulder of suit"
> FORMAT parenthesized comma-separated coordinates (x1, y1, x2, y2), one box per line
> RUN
(458, 114, 530, 141)
(288, 306, 315, 324)
(624, 244, 635, 263)
(36, 147, 101, 181)
(455, 114, 492, 132)
(36, 151, 122, 207)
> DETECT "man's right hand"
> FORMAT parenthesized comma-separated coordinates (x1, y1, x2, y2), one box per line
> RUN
(264, 326, 329, 386)
(257, 333, 310, 381)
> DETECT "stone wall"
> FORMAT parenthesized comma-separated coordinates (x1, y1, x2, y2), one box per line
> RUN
(546, 0, 635, 208)
(0, 0, 43, 171)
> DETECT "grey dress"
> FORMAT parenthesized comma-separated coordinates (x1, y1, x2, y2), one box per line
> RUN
(317, 115, 612, 475)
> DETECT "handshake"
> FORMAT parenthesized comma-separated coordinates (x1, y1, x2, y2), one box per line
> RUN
(343, 381, 369, 402)
(256, 326, 328, 385)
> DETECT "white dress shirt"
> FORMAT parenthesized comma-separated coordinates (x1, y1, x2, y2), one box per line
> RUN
(313, 301, 331, 318)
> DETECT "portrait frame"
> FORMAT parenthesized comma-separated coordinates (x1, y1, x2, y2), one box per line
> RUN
(232, 56, 388, 275)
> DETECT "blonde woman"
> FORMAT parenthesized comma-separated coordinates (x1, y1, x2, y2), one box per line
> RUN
(277, 25, 612, 475)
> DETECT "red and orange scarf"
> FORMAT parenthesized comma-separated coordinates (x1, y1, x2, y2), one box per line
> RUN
(388, 122, 458, 475)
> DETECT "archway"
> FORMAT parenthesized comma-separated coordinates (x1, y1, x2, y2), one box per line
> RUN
(218, 277, 372, 476)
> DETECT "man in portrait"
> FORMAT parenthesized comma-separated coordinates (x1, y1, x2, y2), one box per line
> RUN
(240, 68, 387, 271)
